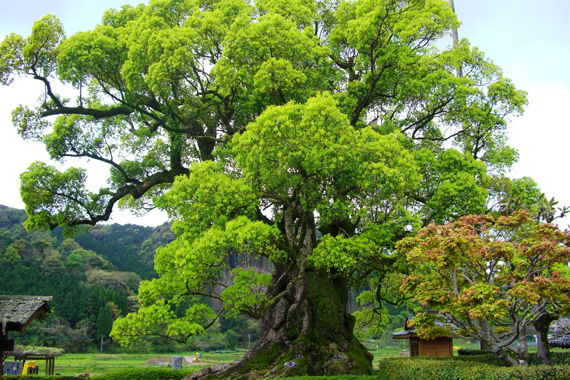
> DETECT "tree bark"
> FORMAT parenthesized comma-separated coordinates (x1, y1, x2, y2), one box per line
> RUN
(517, 326, 529, 366)
(494, 348, 520, 367)
(533, 313, 558, 366)
(187, 265, 373, 379)
(479, 320, 492, 351)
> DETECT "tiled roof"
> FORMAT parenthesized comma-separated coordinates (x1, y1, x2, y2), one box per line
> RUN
(549, 335, 570, 348)
(0, 296, 52, 333)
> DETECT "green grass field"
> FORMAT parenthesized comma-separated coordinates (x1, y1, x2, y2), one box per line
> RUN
(50, 344, 409, 376)
(51, 351, 247, 376)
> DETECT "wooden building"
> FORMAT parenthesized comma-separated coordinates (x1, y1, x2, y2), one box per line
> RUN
(0, 296, 57, 376)
(392, 315, 454, 357)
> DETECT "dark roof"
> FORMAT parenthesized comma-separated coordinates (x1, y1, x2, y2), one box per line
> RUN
(549, 335, 570, 349)
(0, 296, 52, 333)
(392, 329, 416, 339)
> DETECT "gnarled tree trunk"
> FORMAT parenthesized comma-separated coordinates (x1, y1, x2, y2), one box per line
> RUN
(188, 264, 373, 379)
(517, 326, 529, 366)
(533, 313, 558, 366)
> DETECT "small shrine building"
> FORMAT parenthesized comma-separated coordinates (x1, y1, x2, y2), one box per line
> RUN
(392, 314, 454, 357)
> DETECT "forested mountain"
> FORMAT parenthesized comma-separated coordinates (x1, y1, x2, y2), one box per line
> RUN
(0, 205, 174, 277)
(0, 205, 174, 351)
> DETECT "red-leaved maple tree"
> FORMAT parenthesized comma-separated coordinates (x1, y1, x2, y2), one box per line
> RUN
(397, 210, 570, 366)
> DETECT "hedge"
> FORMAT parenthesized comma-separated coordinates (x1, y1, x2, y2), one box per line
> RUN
(3, 377, 77, 380)
(377, 357, 570, 380)
(91, 368, 196, 380)
(528, 352, 570, 366)
(4, 368, 196, 380)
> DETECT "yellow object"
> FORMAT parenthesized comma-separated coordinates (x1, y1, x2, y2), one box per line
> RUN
(22, 361, 36, 375)
(194, 352, 201, 362)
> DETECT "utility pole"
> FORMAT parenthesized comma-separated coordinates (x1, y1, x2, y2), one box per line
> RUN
(100, 335, 104, 353)
(448, 0, 462, 77)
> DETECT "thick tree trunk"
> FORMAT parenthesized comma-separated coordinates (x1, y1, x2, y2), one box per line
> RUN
(517, 327, 529, 366)
(479, 320, 492, 351)
(494, 348, 520, 367)
(188, 265, 373, 379)
(533, 313, 558, 366)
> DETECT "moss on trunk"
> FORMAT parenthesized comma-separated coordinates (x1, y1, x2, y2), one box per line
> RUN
(185, 266, 373, 379)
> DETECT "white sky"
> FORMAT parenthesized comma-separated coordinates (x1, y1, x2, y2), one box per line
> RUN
(0, 0, 569, 228)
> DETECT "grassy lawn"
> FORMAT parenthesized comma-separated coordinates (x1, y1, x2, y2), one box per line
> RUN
(52, 352, 244, 376)
(52, 346, 408, 375)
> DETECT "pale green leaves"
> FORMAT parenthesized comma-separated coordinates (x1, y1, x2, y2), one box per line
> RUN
(256, 0, 316, 27)
(57, 25, 126, 87)
(414, 148, 488, 223)
(156, 161, 259, 237)
(110, 300, 214, 347)
(233, 92, 419, 226)
(20, 162, 109, 232)
(215, 11, 330, 109)
(254, 58, 307, 100)
(0, 15, 65, 83)
(12, 105, 50, 142)
(222, 268, 273, 319)
(311, 234, 377, 273)
(0, 33, 25, 85)
(232, 92, 355, 196)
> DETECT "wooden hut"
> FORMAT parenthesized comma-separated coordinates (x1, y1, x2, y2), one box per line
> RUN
(392, 315, 454, 357)
(0, 296, 54, 376)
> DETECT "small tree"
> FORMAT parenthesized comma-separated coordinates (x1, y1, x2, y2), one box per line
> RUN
(397, 211, 570, 366)
(96, 304, 114, 337)
(2, 246, 22, 266)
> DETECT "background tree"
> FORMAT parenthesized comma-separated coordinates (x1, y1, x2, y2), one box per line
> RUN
(397, 211, 570, 366)
(485, 176, 570, 364)
(2, 246, 22, 266)
(96, 303, 115, 337)
(1, 0, 528, 376)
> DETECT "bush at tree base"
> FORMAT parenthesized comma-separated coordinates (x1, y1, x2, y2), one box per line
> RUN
(528, 351, 570, 366)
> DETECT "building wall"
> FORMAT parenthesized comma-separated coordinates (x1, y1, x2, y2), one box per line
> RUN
(419, 337, 453, 357)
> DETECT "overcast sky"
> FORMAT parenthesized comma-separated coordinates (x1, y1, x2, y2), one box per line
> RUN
(0, 0, 569, 227)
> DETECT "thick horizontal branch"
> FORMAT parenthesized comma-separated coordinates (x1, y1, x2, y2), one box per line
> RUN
(50, 169, 186, 229)
(41, 105, 134, 120)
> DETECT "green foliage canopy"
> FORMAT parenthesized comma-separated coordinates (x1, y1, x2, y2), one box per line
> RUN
(0, 0, 526, 231)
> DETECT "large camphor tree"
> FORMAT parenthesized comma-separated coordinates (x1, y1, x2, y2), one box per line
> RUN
(1, 0, 527, 376)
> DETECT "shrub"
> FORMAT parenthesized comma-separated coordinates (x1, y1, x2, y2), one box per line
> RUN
(457, 348, 491, 356)
(91, 368, 196, 380)
(4, 377, 76, 380)
(284, 376, 381, 380)
(528, 351, 570, 366)
(377, 357, 570, 380)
